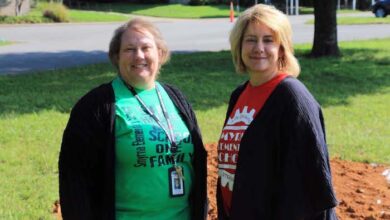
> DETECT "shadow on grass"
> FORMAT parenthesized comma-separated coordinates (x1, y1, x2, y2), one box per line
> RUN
(0, 47, 388, 116)
(0, 50, 113, 115)
(295, 47, 390, 107)
(0, 50, 108, 75)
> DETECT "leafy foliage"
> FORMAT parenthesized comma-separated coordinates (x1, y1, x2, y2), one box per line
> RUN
(42, 3, 69, 22)
(0, 10, 50, 23)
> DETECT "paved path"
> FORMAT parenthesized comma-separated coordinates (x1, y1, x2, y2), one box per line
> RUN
(0, 13, 389, 75)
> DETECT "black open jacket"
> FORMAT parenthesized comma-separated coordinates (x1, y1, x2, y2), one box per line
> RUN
(217, 77, 338, 220)
(59, 82, 207, 220)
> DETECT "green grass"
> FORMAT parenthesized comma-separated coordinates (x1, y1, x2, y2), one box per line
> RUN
(295, 40, 390, 163)
(67, 10, 130, 22)
(70, 3, 233, 18)
(306, 16, 390, 24)
(0, 40, 12, 46)
(298, 6, 315, 14)
(337, 16, 390, 24)
(0, 3, 233, 24)
(109, 3, 232, 18)
(0, 8, 51, 24)
(0, 111, 62, 218)
(337, 9, 365, 14)
(0, 38, 389, 218)
(299, 7, 364, 15)
(0, 3, 130, 24)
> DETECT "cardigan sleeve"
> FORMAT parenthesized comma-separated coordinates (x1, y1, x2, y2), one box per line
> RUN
(161, 83, 208, 220)
(58, 87, 107, 220)
(276, 79, 338, 220)
(217, 83, 246, 220)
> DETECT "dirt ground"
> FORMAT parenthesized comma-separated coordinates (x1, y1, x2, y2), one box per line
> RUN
(205, 143, 390, 220)
(53, 143, 390, 219)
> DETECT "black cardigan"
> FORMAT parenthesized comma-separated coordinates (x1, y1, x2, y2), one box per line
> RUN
(217, 77, 338, 220)
(59, 82, 207, 220)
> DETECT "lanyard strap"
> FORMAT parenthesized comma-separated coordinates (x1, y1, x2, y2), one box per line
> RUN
(123, 81, 178, 154)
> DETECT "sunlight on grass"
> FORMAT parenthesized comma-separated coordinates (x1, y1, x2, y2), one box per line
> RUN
(0, 41, 12, 46)
(337, 16, 390, 24)
(128, 4, 231, 18)
(76, 3, 234, 18)
(306, 16, 390, 24)
(325, 92, 390, 163)
(0, 3, 233, 23)
(0, 111, 65, 218)
(0, 7, 50, 24)
(68, 10, 130, 22)
(0, 2, 130, 23)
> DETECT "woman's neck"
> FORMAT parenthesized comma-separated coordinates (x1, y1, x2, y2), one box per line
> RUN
(249, 71, 279, 87)
(133, 82, 156, 91)
(120, 76, 156, 91)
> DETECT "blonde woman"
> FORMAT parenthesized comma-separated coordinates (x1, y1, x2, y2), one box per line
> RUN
(217, 4, 338, 220)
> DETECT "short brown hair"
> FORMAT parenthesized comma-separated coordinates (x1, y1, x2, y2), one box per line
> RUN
(108, 18, 170, 70)
(229, 4, 300, 77)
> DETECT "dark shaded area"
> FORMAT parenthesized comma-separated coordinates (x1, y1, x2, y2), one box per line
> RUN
(0, 48, 388, 116)
(311, 0, 340, 57)
(297, 47, 389, 107)
(0, 50, 108, 75)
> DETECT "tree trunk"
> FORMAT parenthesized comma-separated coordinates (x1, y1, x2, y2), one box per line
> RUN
(310, 0, 340, 57)
(15, 0, 24, 16)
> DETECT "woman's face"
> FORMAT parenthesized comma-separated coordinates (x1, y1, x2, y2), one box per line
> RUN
(241, 22, 282, 85)
(118, 27, 161, 90)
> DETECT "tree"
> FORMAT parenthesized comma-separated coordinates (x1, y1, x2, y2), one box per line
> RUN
(15, 0, 25, 16)
(310, 0, 340, 57)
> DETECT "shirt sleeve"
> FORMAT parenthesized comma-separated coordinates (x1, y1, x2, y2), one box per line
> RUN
(58, 90, 105, 220)
(276, 80, 338, 220)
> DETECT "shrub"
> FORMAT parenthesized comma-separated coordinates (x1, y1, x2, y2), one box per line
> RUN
(42, 3, 69, 22)
(0, 15, 49, 24)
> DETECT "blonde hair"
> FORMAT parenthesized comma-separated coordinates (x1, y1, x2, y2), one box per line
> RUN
(108, 18, 170, 70)
(229, 4, 300, 77)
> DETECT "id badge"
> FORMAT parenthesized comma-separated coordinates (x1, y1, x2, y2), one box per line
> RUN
(168, 166, 185, 197)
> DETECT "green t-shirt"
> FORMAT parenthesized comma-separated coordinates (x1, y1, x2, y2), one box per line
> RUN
(112, 77, 194, 220)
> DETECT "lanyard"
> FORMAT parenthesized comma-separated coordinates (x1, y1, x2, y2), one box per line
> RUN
(123, 80, 178, 155)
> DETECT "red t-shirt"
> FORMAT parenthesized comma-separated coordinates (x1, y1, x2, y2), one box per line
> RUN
(218, 73, 288, 215)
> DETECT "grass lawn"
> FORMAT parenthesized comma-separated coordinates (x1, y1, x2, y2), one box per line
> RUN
(67, 10, 130, 22)
(0, 3, 130, 24)
(306, 16, 390, 24)
(0, 38, 389, 218)
(299, 7, 362, 14)
(0, 9, 51, 24)
(337, 16, 390, 24)
(0, 40, 12, 46)
(0, 3, 232, 24)
(81, 3, 233, 18)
